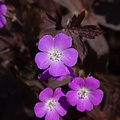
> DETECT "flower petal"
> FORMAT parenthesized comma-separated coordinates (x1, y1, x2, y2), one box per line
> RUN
(34, 102, 47, 118)
(89, 89, 104, 105)
(38, 69, 52, 80)
(49, 61, 68, 77)
(38, 35, 54, 52)
(53, 88, 65, 100)
(56, 103, 67, 116)
(53, 75, 67, 81)
(61, 48, 78, 66)
(69, 77, 85, 90)
(39, 88, 53, 101)
(35, 52, 50, 70)
(54, 33, 72, 50)
(66, 90, 79, 106)
(77, 98, 93, 112)
(54, 66, 74, 81)
(45, 110, 59, 120)
(38, 67, 72, 81)
(58, 96, 69, 113)
(0, 2, 7, 15)
(85, 76, 100, 90)
(67, 66, 75, 78)
(0, 15, 6, 28)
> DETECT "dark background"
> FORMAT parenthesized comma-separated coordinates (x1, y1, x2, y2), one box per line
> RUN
(0, 0, 120, 120)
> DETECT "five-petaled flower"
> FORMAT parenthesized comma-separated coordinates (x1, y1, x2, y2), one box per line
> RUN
(35, 33, 78, 78)
(0, 1, 7, 28)
(34, 88, 69, 120)
(66, 76, 104, 112)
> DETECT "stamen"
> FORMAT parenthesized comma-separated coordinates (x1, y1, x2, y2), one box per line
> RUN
(46, 99, 57, 111)
(49, 50, 62, 61)
(78, 88, 89, 99)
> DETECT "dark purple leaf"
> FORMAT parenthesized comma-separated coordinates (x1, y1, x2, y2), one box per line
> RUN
(70, 32, 87, 62)
(44, 10, 104, 62)
(54, 10, 63, 30)
(46, 13, 56, 22)
(69, 10, 85, 28)
(77, 25, 104, 39)
(46, 10, 63, 30)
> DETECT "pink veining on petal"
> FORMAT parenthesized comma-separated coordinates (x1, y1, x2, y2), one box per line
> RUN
(45, 110, 59, 120)
(89, 89, 104, 105)
(85, 76, 100, 90)
(66, 90, 79, 106)
(61, 48, 78, 66)
(54, 33, 72, 51)
(56, 103, 67, 116)
(49, 61, 67, 77)
(53, 88, 65, 100)
(38, 35, 54, 52)
(77, 97, 93, 112)
(34, 102, 47, 118)
(35, 52, 50, 70)
(39, 88, 53, 101)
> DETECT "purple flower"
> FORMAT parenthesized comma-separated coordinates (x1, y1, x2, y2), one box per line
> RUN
(34, 88, 69, 120)
(0, 1, 7, 28)
(66, 76, 104, 112)
(38, 66, 75, 81)
(35, 33, 78, 78)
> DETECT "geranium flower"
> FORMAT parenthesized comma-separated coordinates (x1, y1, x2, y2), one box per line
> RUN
(66, 76, 104, 112)
(38, 66, 75, 81)
(35, 33, 78, 77)
(0, 1, 7, 28)
(34, 88, 69, 120)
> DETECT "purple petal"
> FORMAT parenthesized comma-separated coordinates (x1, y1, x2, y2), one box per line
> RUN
(38, 35, 54, 52)
(53, 88, 65, 100)
(0, 2, 7, 15)
(38, 69, 52, 80)
(34, 102, 47, 118)
(61, 48, 78, 66)
(89, 89, 104, 105)
(58, 96, 69, 112)
(53, 66, 74, 81)
(77, 98, 93, 112)
(69, 77, 85, 90)
(56, 103, 67, 116)
(54, 33, 72, 50)
(53, 75, 67, 81)
(74, 77, 85, 87)
(67, 66, 75, 78)
(38, 67, 72, 81)
(35, 52, 50, 70)
(0, 15, 6, 28)
(49, 61, 68, 76)
(68, 80, 80, 90)
(45, 110, 59, 120)
(66, 90, 79, 106)
(85, 76, 100, 90)
(39, 88, 53, 101)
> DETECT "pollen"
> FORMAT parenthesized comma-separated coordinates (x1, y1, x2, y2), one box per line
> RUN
(49, 50, 62, 61)
(46, 99, 57, 111)
(78, 87, 90, 99)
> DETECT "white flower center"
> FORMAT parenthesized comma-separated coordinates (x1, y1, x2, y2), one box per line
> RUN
(46, 99, 57, 111)
(78, 87, 90, 99)
(49, 50, 62, 61)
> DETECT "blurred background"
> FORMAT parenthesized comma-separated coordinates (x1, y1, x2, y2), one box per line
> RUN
(0, 0, 120, 120)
